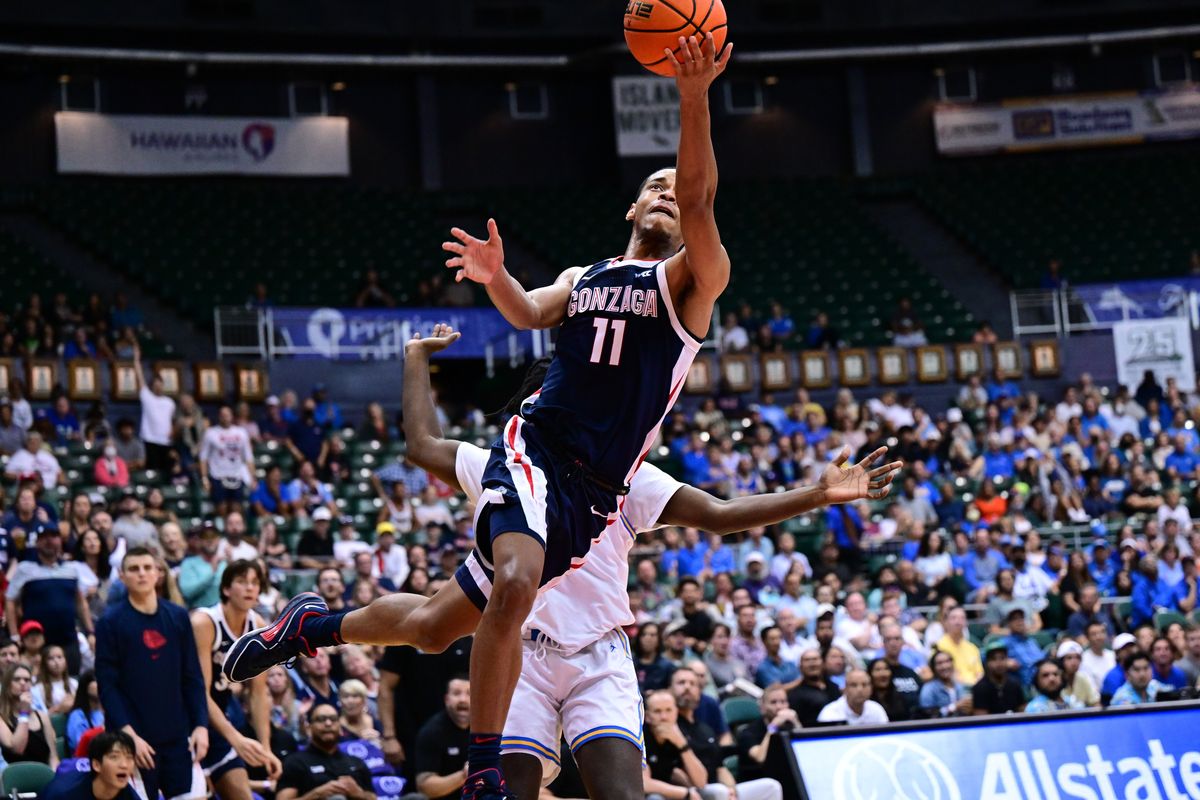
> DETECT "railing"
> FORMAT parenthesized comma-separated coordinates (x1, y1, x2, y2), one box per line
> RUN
(1010, 282, 1200, 338)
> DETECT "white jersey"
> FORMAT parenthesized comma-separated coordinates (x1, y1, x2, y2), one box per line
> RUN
(456, 442, 682, 654)
(200, 425, 253, 482)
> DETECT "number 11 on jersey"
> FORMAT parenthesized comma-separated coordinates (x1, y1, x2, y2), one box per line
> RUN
(589, 317, 627, 366)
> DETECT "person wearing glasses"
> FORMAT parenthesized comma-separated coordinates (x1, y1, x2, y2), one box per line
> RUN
(275, 703, 375, 800)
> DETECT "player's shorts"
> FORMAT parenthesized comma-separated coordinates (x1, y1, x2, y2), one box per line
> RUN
(473, 415, 618, 589)
(500, 628, 645, 785)
(201, 727, 247, 783)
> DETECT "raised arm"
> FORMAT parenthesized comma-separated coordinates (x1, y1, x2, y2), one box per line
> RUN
(442, 221, 583, 330)
(659, 446, 899, 534)
(401, 325, 464, 488)
(663, 33, 733, 336)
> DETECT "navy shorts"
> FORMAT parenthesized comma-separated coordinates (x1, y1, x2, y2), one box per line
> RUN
(210, 479, 246, 505)
(201, 727, 247, 783)
(470, 416, 617, 596)
(142, 738, 195, 800)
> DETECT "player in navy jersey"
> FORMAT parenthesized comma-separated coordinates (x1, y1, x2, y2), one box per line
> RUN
(191, 560, 281, 799)
(441, 35, 734, 800)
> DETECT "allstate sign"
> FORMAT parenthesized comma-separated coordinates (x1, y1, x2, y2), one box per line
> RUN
(791, 704, 1200, 800)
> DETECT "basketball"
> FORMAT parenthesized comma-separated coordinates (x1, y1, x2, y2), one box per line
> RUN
(624, 0, 729, 76)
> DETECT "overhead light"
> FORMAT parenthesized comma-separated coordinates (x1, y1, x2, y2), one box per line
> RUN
(331, 81, 346, 91)
(764, 75, 779, 86)
(58, 74, 70, 84)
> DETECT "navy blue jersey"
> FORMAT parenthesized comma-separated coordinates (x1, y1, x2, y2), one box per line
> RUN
(523, 257, 701, 486)
(199, 604, 255, 715)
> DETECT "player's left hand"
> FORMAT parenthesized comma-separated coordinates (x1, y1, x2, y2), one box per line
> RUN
(405, 323, 462, 359)
(190, 725, 209, 763)
(665, 32, 732, 98)
(819, 445, 902, 505)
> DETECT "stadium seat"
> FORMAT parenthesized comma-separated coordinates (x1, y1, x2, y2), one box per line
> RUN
(1, 762, 55, 796)
(721, 696, 761, 731)
(1154, 611, 1187, 632)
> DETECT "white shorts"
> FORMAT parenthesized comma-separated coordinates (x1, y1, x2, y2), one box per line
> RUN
(501, 628, 645, 784)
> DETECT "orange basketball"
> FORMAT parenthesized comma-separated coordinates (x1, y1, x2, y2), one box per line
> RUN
(624, 0, 728, 77)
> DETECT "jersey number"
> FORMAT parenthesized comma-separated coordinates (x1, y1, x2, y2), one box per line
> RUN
(589, 318, 626, 366)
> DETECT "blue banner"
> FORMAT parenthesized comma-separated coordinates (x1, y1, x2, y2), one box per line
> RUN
(271, 307, 537, 360)
(1072, 278, 1199, 325)
(790, 703, 1200, 800)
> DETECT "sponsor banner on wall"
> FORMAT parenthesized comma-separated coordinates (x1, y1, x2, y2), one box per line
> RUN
(271, 307, 529, 360)
(790, 703, 1200, 800)
(612, 76, 681, 156)
(55, 112, 350, 175)
(1112, 317, 1196, 393)
(934, 87, 1200, 155)
(1073, 277, 1200, 325)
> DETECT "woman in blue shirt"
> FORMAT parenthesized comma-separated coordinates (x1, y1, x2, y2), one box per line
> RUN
(66, 671, 104, 755)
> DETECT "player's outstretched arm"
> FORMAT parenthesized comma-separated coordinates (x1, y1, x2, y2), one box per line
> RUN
(665, 32, 732, 334)
(443, 220, 582, 330)
(402, 325, 465, 489)
(659, 446, 900, 534)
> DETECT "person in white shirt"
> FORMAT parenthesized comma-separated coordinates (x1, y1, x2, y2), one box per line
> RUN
(199, 406, 257, 517)
(770, 532, 812, 584)
(217, 511, 259, 563)
(413, 486, 455, 530)
(817, 669, 889, 726)
(4, 430, 62, 489)
(133, 346, 176, 473)
(834, 593, 880, 655)
(333, 518, 373, 566)
(773, 608, 813, 666)
(1157, 487, 1194, 535)
(720, 312, 749, 352)
(370, 523, 409, 588)
(1054, 387, 1082, 424)
(8, 382, 33, 431)
(287, 460, 336, 519)
(1079, 622, 1118, 694)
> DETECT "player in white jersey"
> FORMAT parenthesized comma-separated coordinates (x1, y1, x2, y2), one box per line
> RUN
(225, 327, 898, 800)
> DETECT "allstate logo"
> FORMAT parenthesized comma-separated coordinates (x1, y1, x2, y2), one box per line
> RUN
(832, 738, 961, 800)
(307, 308, 346, 358)
(242, 123, 276, 161)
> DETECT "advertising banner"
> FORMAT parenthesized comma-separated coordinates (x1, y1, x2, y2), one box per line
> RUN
(1073, 277, 1200, 326)
(1112, 317, 1197, 393)
(612, 76, 681, 156)
(790, 703, 1200, 800)
(55, 112, 350, 175)
(934, 87, 1200, 155)
(271, 307, 531, 360)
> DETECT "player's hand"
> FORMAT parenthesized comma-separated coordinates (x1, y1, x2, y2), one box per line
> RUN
(665, 32, 732, 98)
(405, 324, 462, 360)
(382, 736, 404, 764)
(819, 446, 902, 505)
(234, 734, 275, 770)
(443, 219, 506, 285)
(190, 725, 209, 763)
(131, 733, 157, 770)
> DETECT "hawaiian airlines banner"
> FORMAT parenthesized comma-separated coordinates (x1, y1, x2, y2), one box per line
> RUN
(55, 112, 349, 175)
(934, 87, 1200, 155)
(789, 703, 1200, 800)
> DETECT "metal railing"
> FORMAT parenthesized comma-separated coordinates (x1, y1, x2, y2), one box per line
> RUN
(1010, 287, 1200, 338)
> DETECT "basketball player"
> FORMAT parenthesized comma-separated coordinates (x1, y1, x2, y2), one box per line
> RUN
(227, 325, 899, 800)
(191, 560, 282, 799)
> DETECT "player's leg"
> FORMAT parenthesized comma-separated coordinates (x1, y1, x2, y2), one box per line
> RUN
(465, 532, 545, 797)
(211, 764, 254, 800)
(223, 574, 480, 682)
(574, 739, 645, 800)
(156, 739, 198, 800)
(502, 753, 545, 800)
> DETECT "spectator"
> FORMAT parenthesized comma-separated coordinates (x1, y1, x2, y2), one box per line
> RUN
(1055, 641, 1099, 708)
(290, 460, 336, 519)
(276, 704, 375, 800)
(643, 690, 712, 800)
(44, 730, 142, 800)
(414, 677, 470, 800)
(93, 442, 130, 489)
(250, 465, 296, 520)
(217, 511, 258, 563)
(95, 547, 208, 800)
(736, 684, 798, 784)
(962, 528, 1009, 602)
(33, 643, 76, 714)
(4, 430, 62, 489)
(1079, 621, 1116, 690)
(66, 671, 104, 754)
(867, 659, 911, 722)
(132, 348, 175, 473)
(359, 402, 392, 444)
(2, 485, 53, 563)
(260, 396, 290, 442)
(1024, 659, 1084, 714)
(371, 523, 410, 588)
(315, 567, 348, 616)
(6, 527, 92, 674)
(199, 405, 257, 518)
(355, 268, 396, 309)
(1001, 609, 1044, 687)
(766, 301, 794, 344)
(804, 311, 838, 350)
(972, 641, 1025, 715)
(294, 649, 339, 710)
(285, 399, 327, 465)
(731, 605, 767, 676)
(111, 419, 145, 472)
(934, 607, 982, 686)
(755, 626, 800, 689)
(876, 622, 924, 713)
(339, 679, 380, 741)
(179, 526, 226, 609)
(0, 661, 58, 767)
(1149, 636, 1189, 691)
(889, 297, 927, 347)
(720, 312, 750, 352)
(1109, 651, 1169, 707)
(111, 493, 157, 551)
(373, 454, 429, 499)
(297, 508, 337, 568)
(1066, 583, 1115, 639)
(0, 399, 23, 456)
(45, 395, 81, 445)
(1176, 626, 1200, 686)
(816, 668, 887, 725)
(786, 647, 840, 728)
(703, 623, 749, 693)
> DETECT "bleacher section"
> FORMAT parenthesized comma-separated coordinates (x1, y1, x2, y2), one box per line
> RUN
(913, 152, 1200, 288)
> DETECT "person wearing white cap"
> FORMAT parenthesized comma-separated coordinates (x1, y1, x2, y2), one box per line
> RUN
(1098, 632, 1137, 702)
(296, 507, 337, 569)
(1056, 640, 1099, 707)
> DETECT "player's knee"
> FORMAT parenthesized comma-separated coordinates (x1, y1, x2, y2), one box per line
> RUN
(490, 562, 539, 616)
